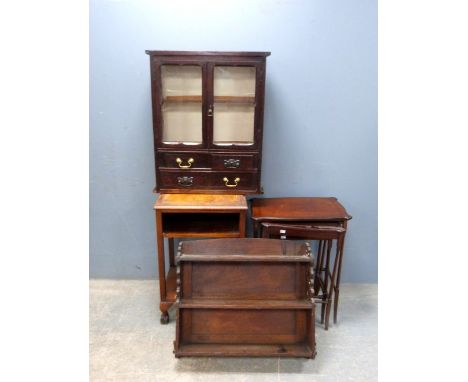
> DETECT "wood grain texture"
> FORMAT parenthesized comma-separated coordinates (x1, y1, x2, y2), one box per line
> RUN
(154, 193, 247, 210)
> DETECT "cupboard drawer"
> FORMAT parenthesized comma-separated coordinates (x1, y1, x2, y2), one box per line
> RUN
(159, 170, 212, 189)
(211, 154, 257, 170)
(210, 172, 257, 191)
(158, 152, 211, 169)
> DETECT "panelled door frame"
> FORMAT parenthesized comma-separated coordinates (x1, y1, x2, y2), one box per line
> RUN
(151, 58, 209, 150)
(206, 60, 265, 151)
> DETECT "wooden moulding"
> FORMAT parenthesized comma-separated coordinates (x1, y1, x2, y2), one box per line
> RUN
(174, 238, 316, 358)
(145, 50, 271, 57)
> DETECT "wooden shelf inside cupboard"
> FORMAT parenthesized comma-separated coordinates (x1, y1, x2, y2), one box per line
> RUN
(163, 95, 256, 104)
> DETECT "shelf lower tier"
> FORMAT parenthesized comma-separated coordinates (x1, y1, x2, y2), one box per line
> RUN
(179, 299, 314, 309)
(162, 212, 242, 238)
(174, 343, 316, 358)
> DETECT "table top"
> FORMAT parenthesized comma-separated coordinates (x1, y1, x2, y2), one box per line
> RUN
(154, 194, 248, 211)
(251, 197, 351, 222)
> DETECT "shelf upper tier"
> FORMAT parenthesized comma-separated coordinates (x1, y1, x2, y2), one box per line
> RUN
(163, 96, 256, 103)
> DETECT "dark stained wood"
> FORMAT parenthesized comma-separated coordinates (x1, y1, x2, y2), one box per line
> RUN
(146, 50, 271, 57)
(154, 194, 247, 324)
(157, 152, 211, 169)
(146, 50, 270, 194)
(158, 170, 258, 192)
(174, 238, 316, 358)
(211, 153, 257, 170)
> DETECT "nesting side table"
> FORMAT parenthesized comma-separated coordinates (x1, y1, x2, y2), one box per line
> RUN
(251, 197, 352, 326)
(154, 194, 248, 324)
(251, 197, 351, 236)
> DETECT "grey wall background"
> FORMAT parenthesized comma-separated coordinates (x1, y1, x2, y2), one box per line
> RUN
(90, 0, 377, 282)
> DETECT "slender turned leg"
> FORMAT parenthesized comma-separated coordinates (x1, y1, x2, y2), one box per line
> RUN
(316, 240, 326, 324)
(325, 240, 341, 330)
(239, 211, 246, 238)
(168, 238, 175, 267)
(334, 233, 346, 324)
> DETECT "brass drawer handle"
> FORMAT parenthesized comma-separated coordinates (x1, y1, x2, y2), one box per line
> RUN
(177, 176, 193, 187)
(176, 158, 194, 168)
(223, 177, 240, 188)
(224, 159, 240, 168)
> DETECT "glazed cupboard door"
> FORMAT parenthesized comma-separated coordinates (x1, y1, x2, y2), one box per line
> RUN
(207, 62, 265, 150)
(152, 62, 208, 148)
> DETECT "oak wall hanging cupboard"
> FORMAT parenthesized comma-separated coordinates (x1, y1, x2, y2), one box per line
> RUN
(145, 51, 271, 194)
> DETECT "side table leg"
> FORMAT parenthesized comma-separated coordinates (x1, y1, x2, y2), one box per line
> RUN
(333, 234, 346, 324)
(160, 311, 169, 324)
(168, 238, 175, 267)
(239, 211, 246, 238)
(325, 239, 341, 330)
(156, 211, 168, 324)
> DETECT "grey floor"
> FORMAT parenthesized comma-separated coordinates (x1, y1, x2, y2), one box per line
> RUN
(90, 280, 377, 382)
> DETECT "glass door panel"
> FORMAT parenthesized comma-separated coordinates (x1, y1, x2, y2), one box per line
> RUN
(161, 65, 202, 145)
(213, 66, 256, 145)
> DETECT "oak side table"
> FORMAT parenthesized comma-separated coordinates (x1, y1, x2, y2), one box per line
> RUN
(251, 197, 352, 326)
(154, 194, 247, 324)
